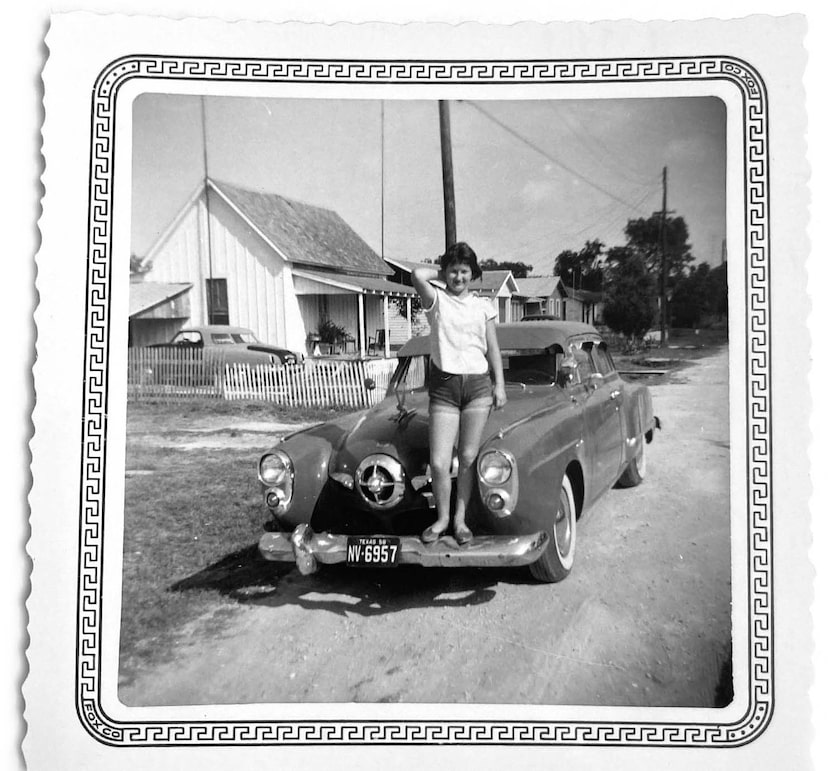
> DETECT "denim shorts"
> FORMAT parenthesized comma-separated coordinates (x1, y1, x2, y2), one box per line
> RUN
(428, 364, 493, 415)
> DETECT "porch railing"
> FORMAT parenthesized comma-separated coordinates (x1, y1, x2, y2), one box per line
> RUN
(127, 347, 398, 408)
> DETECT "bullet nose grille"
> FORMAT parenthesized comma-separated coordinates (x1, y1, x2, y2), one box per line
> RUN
(355, 454, 405, 509)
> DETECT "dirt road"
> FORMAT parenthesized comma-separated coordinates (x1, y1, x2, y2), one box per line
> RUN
(120, 346, 731, 707)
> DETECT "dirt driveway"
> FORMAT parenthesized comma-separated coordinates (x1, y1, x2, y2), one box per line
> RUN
(120, 346, 731, 708)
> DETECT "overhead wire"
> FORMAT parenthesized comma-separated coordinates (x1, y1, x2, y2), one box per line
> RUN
(501, 185, 661, 274)
(555, 102, 657, 188)
(460, 100, 656, 217)
(488, 182, 660, 265)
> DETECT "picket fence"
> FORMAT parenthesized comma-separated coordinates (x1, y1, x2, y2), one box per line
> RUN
(127, 347, 399, 408)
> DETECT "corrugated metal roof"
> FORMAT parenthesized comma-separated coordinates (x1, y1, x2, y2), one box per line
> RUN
(383, 256, 431, 273)
(293, 268, 417, 295)
(129, 281, 191, 316)
(212, 179, 392, 277)
(566, 287, 604, 303)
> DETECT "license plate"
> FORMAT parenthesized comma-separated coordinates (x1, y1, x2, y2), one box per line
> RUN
(346, 536, 401, 567)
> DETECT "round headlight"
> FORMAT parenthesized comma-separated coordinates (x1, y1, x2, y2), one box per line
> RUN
(478, 450, 512, 485)
(259, 451, 292, 486)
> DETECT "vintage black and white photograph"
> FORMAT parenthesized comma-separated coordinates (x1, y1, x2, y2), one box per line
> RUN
(23, 12, 812, 769)
(121, 92, 730, 709)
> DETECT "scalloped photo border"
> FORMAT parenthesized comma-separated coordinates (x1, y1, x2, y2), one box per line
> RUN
(76, 55, 770, 747)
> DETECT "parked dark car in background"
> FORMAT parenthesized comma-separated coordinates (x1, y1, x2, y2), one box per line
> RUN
(152, 325, 300, 366)
(258, 322, 659, 583)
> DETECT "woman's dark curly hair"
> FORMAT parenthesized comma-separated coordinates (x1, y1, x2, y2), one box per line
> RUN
(439, 242, 482, 281)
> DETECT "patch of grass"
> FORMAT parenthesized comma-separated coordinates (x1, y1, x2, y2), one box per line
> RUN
(119, 443, 277, 682)
(128, 397, 357, 424)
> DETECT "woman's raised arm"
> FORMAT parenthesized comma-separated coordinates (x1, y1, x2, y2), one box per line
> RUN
(411, 264, 440, 308)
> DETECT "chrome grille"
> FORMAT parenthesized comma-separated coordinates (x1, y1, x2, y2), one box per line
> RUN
(355, 454, 406, 509)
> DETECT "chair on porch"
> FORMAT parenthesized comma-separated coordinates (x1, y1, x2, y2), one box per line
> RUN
(338, 332, 357, 354)
(367, 329, 386, 356)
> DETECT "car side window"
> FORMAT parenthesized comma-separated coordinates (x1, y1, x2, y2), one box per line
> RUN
(593, 342, 616, 376)
(571, 345, 594, 384)
(172, 331, 202, 346)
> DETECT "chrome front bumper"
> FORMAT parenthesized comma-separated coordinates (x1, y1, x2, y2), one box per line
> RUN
(259, 523, 549, 575)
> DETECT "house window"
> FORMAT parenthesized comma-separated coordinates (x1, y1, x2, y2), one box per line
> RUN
(206, 278, 229, 325)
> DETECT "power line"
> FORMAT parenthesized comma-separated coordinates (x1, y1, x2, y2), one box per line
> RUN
(461, 100, 654, 216)
(489, 183, 659, 264)
(556, 102, 657, 187)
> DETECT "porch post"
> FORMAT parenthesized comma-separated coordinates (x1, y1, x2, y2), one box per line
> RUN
(383, 295, 391, 357)
(358, 293, 366, 356)
(405, 295, 412, 339)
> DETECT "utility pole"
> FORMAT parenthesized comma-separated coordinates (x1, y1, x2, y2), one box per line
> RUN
(201, 96, 215, 324)
(380, 101, 385, 259)
(438, 101, 457, 251)
(660, 166, 668, 346)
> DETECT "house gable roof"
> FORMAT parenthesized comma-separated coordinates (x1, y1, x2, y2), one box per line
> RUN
(212, 179, 392, 277)
(515, 276, 565, 298)
(470, 270, 519, 296)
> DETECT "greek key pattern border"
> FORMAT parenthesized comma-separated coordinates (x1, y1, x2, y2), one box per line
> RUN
(77, 55, 771, 747)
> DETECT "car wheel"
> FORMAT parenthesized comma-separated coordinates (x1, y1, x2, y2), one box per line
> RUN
(617, 436, 646, 488)
(529, 474, 577, 583)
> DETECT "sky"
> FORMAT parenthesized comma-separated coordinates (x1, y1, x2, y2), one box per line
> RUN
(132, 94, 726, 275)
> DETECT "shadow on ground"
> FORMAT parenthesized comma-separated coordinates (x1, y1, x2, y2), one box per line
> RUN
(170, 542, 536, 617)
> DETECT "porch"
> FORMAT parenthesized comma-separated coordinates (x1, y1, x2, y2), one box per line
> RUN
(293, 269, 424, 358)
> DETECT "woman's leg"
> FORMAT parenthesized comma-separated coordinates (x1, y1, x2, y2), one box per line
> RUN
(425, 406, 460, 537)
(453, 401, 491, 540)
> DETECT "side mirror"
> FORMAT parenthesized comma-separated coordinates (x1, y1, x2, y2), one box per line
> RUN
(364, 377, 376, 391)
(587, 372, 604, 391)
(557, 356, 577, 388)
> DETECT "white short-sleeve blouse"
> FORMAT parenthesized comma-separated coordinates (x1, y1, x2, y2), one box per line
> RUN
(424, 288, 498, 374)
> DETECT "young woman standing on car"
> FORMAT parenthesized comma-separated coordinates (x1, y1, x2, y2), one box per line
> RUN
(411, 242, 507, 545)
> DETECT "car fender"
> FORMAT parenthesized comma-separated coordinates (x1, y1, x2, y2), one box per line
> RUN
(620, 383, 655, 465)
(264, 412, 368, 527)
(482, 402, 587, 533)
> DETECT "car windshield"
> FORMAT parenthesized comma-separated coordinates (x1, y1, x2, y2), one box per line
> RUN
(394, 355, 429, 391)
(393, 348, 564, 390)
(502, 348, 562, 386)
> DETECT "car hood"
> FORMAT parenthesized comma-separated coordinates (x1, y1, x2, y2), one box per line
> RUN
(327, 386, 564, 478)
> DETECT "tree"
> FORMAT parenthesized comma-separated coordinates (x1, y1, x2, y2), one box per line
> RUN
(624, 213, 694, 282)
(708, 262, 728, 318)
(554, 239, 604, 291)
(478, 259, 534, 278)
(670, 261, 728, 327)
(602, 251, 656, 339)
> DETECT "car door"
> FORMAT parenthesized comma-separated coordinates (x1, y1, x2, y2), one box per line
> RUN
(573, 340, 624, 499)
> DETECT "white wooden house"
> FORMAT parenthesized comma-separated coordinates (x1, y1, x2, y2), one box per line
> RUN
(131, 178, 417, 356)
(515, 276, 567, 319)
(469, 270, 521, 322)
(514, 276, 603, 324)
(385, 258, 523, 325)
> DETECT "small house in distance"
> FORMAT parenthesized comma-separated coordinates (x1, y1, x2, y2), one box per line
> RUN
(131, 178, 417, 356)
(515, 276, 603, 324)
